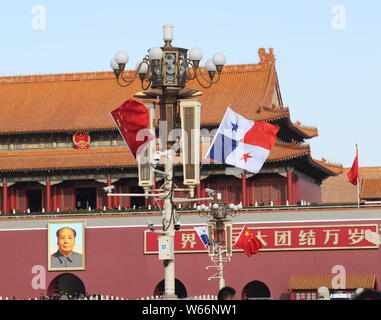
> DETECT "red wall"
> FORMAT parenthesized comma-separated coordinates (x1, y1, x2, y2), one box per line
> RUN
(295, 175, 321, 204)
(0, 221, 380, 299)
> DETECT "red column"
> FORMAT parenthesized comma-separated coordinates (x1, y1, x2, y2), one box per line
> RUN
(126, 186, 131, 209)
(106, 179, 112, 209)
(52, 186, 56, 211)
(115, 185, 121, 209)
(241, 173, 247, 207)
(287, 171, 293, 205)
(57, 187, 61, 210)
(200, 180, 206, 204)
(151, 180, 156, 208)
(9, 185, 15, 213)
(196, 183, 201, 199)
(2, 182, 8, 215)
(248, 179, 253, 206)
(46, 181, 52, 212)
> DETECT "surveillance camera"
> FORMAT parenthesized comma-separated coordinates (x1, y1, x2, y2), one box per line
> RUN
(174, 218, 181, 231)
(150, 151, 161, 167)
(205, 188, 215, 197)
(103, 185, 115, 193)
(147, 220, 155, 232)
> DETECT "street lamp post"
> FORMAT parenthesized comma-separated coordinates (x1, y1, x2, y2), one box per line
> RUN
(110, 25, 226, 298)
(197, 196, 242, 290)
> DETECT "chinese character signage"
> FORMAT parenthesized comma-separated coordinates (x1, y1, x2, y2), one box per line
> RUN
(144, 224, 379, 254)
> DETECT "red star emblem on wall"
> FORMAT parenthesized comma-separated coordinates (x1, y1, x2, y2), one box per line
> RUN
(240, 153, 253, 162)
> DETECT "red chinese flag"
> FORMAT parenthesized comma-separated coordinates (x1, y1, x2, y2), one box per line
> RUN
(110, 99, 154, 158)
(235, 226, 262, 257)
(347, 147, 359, 185)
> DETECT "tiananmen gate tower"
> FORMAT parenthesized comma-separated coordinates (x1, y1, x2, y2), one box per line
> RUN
(1, 48, 379, 301)
(0, 49, 342, 214)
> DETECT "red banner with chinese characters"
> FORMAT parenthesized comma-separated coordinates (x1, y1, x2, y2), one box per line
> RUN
(144, 224, 379, 254)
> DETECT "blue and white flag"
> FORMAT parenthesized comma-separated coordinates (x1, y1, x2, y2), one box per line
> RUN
(194, 226, 210, 246)
(205, 107, 279, 173)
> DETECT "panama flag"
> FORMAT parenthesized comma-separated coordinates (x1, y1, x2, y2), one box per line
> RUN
(205, 107, 279, 173)
(194, 226, 210, 246)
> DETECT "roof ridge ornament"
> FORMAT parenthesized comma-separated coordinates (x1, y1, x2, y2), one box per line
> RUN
(320, 158, 343, 168)
(258, 48, 276, 67)
(294, 121, 318, 130)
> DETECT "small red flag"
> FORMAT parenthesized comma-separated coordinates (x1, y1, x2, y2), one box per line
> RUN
(235, 226, 262, 257)
(110, 99, 154, 158)
(347, 146, 359, 185)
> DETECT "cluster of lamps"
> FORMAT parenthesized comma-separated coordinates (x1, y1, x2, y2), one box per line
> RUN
(110, 25, 227, 89)
(196, 202, 242, 213)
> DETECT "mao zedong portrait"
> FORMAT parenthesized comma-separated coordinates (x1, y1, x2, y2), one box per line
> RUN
(50, 227, 83, 269)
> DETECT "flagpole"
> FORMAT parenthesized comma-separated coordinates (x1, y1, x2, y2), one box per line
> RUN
(356, 144, 360, 208)
(234, 225, 246, 246)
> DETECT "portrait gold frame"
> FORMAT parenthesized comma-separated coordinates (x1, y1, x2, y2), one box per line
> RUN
(47, 220, 86, 271)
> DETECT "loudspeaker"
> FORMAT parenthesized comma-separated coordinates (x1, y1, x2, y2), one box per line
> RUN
(179, 99, 201, 186)
(225, 223, 233, 258)
(137, 102, 155, 187)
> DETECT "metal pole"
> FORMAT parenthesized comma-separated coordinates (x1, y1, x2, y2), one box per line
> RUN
(356, 144, 360, 208)
(357, 178, 360, 208)
(164, 150, 176, 298)
(218, 245, 225, 289)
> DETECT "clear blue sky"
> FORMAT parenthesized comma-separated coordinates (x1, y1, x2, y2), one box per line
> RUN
(0, 0, 380, 167)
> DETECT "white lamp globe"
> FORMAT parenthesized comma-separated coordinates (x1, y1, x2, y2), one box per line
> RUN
(212, 52, 226, 66)
(189, 47, 203, 61)
(114, 51, 129, 64)
(163, 24, 174, 41)
(212, 203, 219, 209)
(137, 62, 149, 74)
(205, 59, 217, 72)
(149, 47, 164, 60)
(200, 204, 206, 211)
(110, 58, 119, 71)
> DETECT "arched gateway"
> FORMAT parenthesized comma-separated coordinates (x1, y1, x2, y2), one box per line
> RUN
(153, 279, 187, 298)
(47, 273, 86, 297)
(242, 280, 271, 300)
